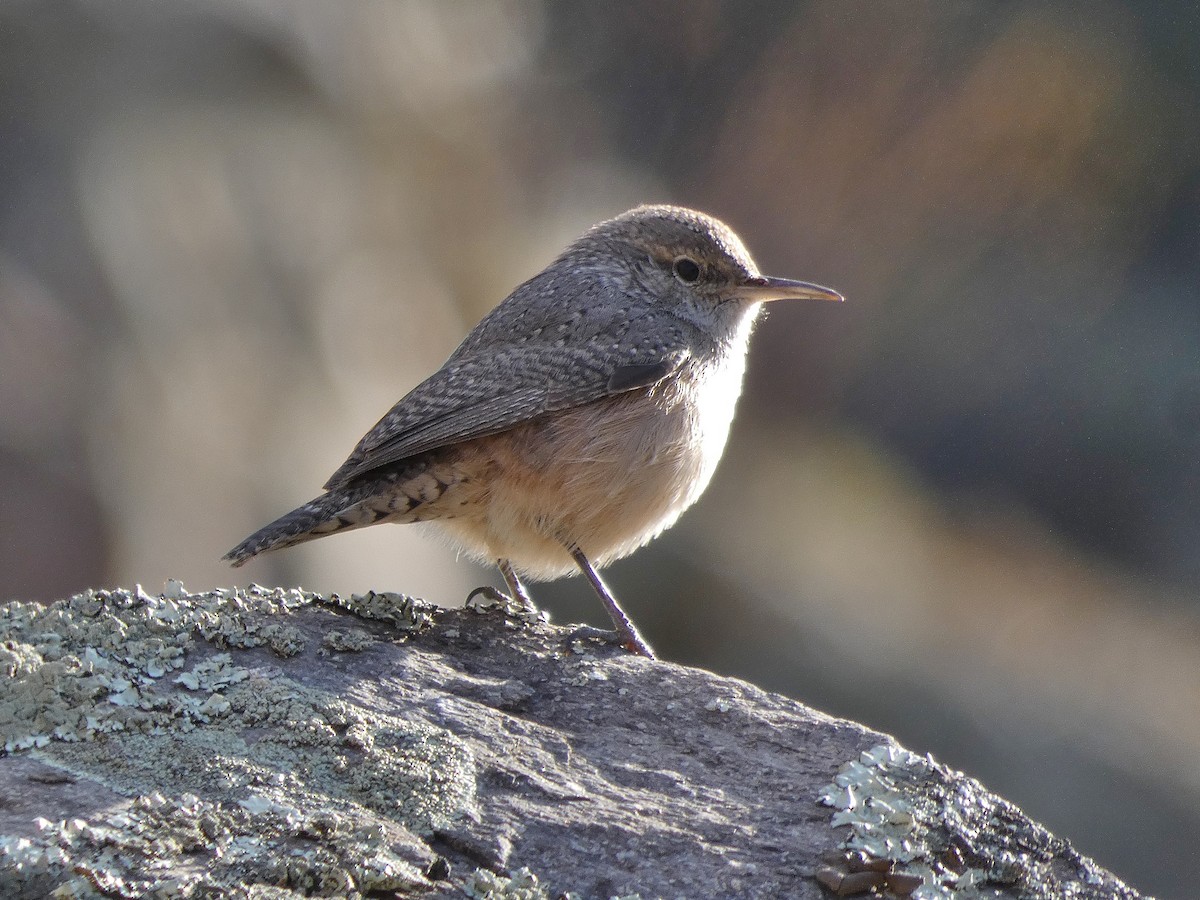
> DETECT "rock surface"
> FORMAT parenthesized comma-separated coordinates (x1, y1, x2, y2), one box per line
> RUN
(0, 583, 1143, 899)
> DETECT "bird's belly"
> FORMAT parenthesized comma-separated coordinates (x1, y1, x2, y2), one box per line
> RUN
(433, 367, 740, 580)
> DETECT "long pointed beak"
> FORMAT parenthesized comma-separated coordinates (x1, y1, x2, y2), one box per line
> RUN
(737, 274, 843, 303)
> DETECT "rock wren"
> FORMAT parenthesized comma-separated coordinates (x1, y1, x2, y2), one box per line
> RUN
(225, 205, 841, 658)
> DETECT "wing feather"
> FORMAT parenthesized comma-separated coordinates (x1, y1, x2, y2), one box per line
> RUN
(323, 343, 688, 488)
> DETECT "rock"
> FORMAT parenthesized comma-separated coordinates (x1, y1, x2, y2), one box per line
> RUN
(0, 584, 1143, 899)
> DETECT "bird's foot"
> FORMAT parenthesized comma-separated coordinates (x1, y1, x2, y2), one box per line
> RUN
(564, 623, 656, 659)
(465, 585, 545, 624)
(563, 624, 614, 647)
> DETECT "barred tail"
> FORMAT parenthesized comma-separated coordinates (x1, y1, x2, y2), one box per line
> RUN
(223, 484, 386, 567)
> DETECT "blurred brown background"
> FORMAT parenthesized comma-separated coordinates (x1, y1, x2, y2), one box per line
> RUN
(2, 1, 1197, 894)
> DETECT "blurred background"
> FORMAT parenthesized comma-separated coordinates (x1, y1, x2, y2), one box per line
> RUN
(1, 1, 1196, 893)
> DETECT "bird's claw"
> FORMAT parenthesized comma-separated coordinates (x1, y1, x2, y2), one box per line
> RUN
(466, 585, 544, 624)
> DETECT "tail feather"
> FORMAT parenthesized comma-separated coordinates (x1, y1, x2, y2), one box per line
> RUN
(223, 486, 386, 567)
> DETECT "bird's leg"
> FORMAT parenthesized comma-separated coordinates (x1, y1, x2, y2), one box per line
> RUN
(467, 559, 541, 620)
(569, 547, 656, 659)
(498, 558, 539, 615)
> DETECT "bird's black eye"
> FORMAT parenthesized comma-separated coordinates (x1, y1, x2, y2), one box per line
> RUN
(673, 257, 702, 283)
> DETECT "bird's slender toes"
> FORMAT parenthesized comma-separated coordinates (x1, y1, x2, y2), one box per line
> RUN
(465, 585, 510, 608)
(465, 585, 544, 623)
(565, 623, 656, 659)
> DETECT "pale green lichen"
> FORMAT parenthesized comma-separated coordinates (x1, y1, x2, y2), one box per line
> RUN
(0, 581, 474, 898)
(464, 867, 550, 900)
(462, 867, 649, 900)
(818, 743, 1133, 899)
(173, 652, 250, 692)
(0, 639, 43, 679)
(319, 628, 376, 654)
(323, 589, 437, 632)
(2, 791, 426, 899)
(0, 583, 440, 753)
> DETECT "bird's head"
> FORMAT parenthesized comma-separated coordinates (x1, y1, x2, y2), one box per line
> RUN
(572, 205, 842, 339)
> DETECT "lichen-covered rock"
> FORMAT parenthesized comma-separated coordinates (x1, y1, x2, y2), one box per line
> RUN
(815, 744, 1137, 898)
(0, 583, 1143, 899)
(0, 584, 466, 898)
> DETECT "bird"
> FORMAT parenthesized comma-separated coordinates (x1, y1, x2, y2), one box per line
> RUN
(224, 205, 842, 658)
